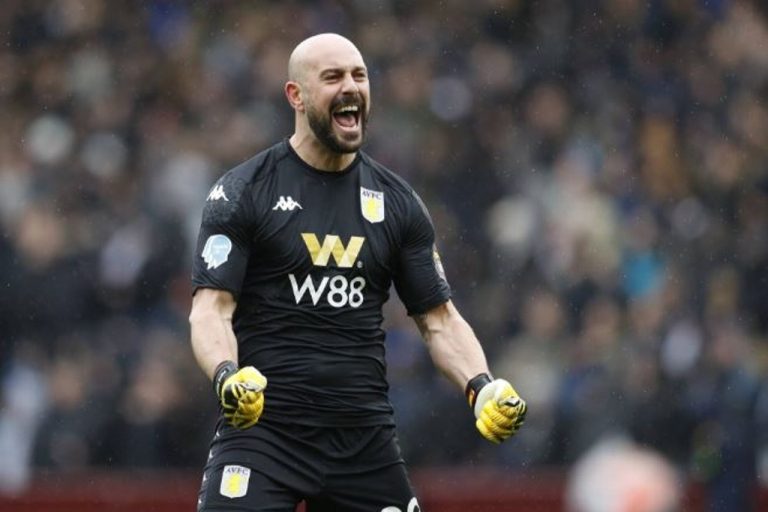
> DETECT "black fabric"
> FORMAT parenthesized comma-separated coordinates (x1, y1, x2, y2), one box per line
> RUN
(197, 422, 419, 512)
(192, 140, 451, 428)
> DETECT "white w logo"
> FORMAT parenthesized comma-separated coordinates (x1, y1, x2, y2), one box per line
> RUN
(301, 233, 364, 268)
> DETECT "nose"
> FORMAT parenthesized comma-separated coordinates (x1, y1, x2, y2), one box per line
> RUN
(340, 72, 359, 93)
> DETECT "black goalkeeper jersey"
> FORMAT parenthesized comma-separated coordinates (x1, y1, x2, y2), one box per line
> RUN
(192, 140, 451, 427)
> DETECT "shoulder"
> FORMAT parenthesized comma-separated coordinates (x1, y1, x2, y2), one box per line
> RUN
(202, 141, 287, 222)
(209, 141, 290, 202)
(360, 152, 431, 214)
(359, 151, 420, 201)
(359, 152, 434, 232)
(219, 140, 289, 187)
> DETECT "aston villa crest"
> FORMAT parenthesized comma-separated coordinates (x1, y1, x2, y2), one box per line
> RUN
(360, 187, 385, 223)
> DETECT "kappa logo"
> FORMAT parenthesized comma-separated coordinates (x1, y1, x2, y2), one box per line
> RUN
(207, 184, 229, 202)
(272, 196, 302, 211)
(301, 233, 365, 268)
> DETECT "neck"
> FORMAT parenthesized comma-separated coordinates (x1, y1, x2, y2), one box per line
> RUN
(289, 132, 356, 172)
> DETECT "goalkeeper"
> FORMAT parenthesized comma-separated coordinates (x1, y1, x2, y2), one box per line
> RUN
(189, 32, 526, 512)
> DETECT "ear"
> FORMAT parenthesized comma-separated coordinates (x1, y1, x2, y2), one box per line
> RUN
(285, 81, 305, 113)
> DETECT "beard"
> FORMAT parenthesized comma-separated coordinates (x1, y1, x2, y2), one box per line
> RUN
(306, 95, 368, 154)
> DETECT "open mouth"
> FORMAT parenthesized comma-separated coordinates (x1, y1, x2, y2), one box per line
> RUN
(332, 103, 361, 130)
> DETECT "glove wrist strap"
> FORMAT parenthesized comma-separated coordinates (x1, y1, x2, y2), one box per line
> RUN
(213, 360, 238, 397)
(466, 372, 493, 408)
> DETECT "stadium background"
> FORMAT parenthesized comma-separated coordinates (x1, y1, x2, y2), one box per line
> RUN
(1, 0, 767, 510)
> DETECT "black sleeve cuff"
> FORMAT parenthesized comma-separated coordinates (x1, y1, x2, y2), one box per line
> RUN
(465, 372, 493, 408)
(213, 360, 238, 397)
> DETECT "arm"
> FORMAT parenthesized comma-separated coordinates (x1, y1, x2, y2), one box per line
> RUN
(413, 299, 489, 391)
(190, 174, 266, 429)
(393, 187, 525, 441)
(189, 287, 267, 429)
(414, 299, 527, 444)
(189, 287, 239, 381)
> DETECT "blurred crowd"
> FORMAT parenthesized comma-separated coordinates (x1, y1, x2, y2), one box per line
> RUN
(1, 0, 767, 509)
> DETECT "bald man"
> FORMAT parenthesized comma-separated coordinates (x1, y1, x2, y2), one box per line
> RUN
(189, 33, 527, 511)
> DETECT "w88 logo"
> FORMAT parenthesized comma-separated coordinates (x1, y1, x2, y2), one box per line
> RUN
(289, 274, 366, 308)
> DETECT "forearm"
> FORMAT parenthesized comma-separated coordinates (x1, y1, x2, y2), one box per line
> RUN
(416, 301, 527, 443)
(189, 290, 239, 381)
(416, 301, 489, 391)
(190, 314, 238, 380)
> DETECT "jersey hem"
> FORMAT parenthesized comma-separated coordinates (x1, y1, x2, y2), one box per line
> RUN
(192, 282, 242, 301)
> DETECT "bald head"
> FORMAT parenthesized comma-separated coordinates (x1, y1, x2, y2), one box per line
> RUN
(288, 33, 365, 84)
(285, 33, 370, 163)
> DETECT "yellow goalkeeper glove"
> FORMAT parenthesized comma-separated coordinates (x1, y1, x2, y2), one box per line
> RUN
(213, 361, 267, 429)
(466, 373, 527, 444)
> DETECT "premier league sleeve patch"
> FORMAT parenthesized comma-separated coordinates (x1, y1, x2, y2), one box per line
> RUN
(360, 187, 385, 223)
(202, 234, 233, 269)
(219, 465, 251, 498)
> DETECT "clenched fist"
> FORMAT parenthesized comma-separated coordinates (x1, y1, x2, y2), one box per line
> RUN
(466, 374, 527, 444)
(213, 361, 267, 429)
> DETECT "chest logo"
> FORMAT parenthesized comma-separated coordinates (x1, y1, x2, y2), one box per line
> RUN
(273, 196, 302, 211)
(301, 233, 365, 268)
(360, 187, 384, 223)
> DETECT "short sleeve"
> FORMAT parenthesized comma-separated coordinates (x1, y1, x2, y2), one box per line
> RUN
(392, 190, 451, 315)
(191, 173, 253, 299)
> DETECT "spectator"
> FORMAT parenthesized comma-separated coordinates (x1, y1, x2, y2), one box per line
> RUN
(0, 3, 764, 510)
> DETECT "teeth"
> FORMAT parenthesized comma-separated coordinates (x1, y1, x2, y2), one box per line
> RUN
(335, 105, 359, 114)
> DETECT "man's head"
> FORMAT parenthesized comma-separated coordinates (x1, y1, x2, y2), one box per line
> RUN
(285, 33, 370, 155)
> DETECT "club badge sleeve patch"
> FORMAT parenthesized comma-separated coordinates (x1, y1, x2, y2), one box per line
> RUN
(219, 465, 251, 498)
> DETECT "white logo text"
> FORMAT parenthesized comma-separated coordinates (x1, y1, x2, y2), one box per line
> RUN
(289, 274, 365, 308)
